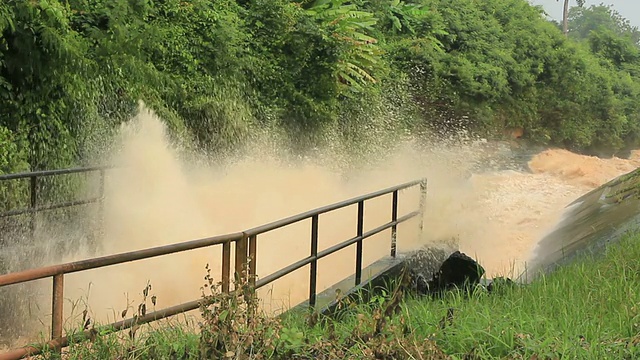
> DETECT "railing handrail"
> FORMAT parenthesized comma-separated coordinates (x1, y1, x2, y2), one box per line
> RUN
(244, 179, 423, 236)
(0, 178, 424, 285)
(0, 165, 112, 181)
(253, 211, 420, 289)
(0, 165, 112, 235)
(0, 232, 243, 286)
(0, 170, 428, 360)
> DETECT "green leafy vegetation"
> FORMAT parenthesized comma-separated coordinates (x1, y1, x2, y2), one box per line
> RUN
(1, 0, 640, 176)
(0, 1, 639, 171)
(8, 0, 640, 226)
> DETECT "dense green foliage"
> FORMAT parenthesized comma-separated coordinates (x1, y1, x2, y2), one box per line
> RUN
(1, 0, 640, 174)
(568, 4, 640, 44)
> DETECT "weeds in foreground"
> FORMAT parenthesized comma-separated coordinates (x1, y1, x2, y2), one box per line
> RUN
(34, 262, 450, 359)
(27, 231, 640, 359)
(198, 263, 281, 359)
(196, 262, 447, 359)
(280, 271, 450, 360)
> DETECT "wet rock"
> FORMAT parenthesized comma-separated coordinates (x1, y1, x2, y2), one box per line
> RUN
(407, 250, 485, 295)
(429, 251, 485, 292)
(403, 246, 453, 294)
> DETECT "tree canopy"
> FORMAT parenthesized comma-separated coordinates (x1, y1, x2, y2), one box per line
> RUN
(1, 0, 640, 174)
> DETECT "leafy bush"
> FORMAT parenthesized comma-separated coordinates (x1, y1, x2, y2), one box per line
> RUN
(2, 0, 640, 172)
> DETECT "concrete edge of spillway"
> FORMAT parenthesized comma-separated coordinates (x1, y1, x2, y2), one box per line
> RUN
(521, 167, 640, 282)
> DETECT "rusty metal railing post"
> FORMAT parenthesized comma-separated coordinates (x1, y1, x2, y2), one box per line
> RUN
(51, 273, 64, 353)
(97, 169, 105, 239)
(29, 175, 37, 239)
(418, 179, 427, 235)
(248, 235, 257, 288)
(391, 190, 399, 258)
(222, 241, 231, 293)
(355, 201, 364, 285)
(235, 234, 249, 285)
(309, 215, 319, 307)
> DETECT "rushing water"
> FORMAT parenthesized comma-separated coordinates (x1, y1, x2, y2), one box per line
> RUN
(2, 105, 640, 348)
(457, 146, 640, 277)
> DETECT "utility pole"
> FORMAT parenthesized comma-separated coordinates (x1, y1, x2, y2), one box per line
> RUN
(562, 0, 569, 36)
(558, 0, 585, 37)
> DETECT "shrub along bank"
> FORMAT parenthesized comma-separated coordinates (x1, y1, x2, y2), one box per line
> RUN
(1, 1, 640, 177)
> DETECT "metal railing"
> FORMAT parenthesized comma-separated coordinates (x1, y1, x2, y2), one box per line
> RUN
(0, 166, 111, 239)
(0, 171, 427, 360)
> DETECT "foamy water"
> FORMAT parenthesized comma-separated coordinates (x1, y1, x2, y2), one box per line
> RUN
(2, 105, 640, 349)
(458, 148, 640, 277)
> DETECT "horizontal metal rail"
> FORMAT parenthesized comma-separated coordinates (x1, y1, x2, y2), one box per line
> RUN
(0, 197, 102, 218)
(0, 211, 422, 360)
(0, 232, 243, 286)
(0, 165, 112, 243)
(244, 179, 423, 236)
(254, 211, 420, 289)
(0, 173, 427, 360)
(0, 165, 112, 181)
(0, 297, 206, 360)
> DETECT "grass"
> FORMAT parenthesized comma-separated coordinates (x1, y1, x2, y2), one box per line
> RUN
(31, 230, 640, 359)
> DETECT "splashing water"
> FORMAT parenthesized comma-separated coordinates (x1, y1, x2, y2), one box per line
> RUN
(2, 104, 639, 347)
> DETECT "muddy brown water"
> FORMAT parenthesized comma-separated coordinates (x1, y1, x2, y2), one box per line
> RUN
(2, 106, 640, 349)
